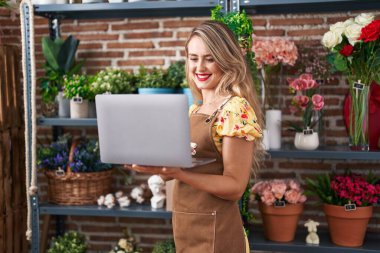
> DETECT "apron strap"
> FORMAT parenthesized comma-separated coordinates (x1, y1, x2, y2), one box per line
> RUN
(205, 96, 233, 123)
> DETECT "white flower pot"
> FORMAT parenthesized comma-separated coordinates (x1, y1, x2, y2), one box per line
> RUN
(294, 132, 319, 150)
(70, 98, 89, 119)
(266, 109, 282, 149)
(56, 92, 70, 118)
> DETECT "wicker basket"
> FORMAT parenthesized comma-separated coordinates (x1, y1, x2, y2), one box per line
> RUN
(44, 139, 113, 205)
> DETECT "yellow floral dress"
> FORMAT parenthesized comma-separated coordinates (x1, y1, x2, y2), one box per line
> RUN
(190, 96, 262, 152)
(190, 96, 262, 253)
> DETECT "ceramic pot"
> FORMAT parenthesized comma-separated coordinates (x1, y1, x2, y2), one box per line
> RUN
(70, 98, 89, 118)
(259, 202, 303, 242)
(294, 132, 319, 150)
(323, 204, 373, 247)
(265, 110, 282, 149)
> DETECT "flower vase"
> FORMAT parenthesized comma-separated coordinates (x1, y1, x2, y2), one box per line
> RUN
(70, 97, 89, 119)
(323, 204, 373, 247)
(56, 91, 70, 118)
(265, 110, 282, 149)
(294, 129, 319, 150)
(348, 84, 370, 151)
(259, 202, 303, 242)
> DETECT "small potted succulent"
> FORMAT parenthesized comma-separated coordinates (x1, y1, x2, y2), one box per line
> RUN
(63, 74, 91, 119)
(251, 179, 307, 242)
(136, 66, 176, 94)
(37, 135, 113, 205)
(48, 231, 86, 253)
(306, 171, 380, 247)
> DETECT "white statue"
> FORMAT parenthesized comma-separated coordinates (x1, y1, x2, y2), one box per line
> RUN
(305, 219, 320, 245)
(148, 175, 166, 209)
(130, 186, 145, 204)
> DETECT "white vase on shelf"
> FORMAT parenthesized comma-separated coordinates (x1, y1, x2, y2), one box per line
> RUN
(266, 109, 282, 149)
(294, 129, 319, 150)
(56, 91, 70, 118)
(70, 96, 89, 119)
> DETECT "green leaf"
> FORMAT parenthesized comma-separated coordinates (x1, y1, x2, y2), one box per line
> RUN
(41, 37, 61, 71)
(334, 54, 348, 72)
(58, 35, 80, 73)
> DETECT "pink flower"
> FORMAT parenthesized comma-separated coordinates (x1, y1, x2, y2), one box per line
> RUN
(284, 189, 306, 204)
(293, 95, 309, 108)
(312, 94, 324, 110)
(271, 179, 287, 200)
(288, 179, 301, 191)
(261, 190, 276, 205)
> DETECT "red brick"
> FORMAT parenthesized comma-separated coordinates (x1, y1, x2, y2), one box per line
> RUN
(33, 18, 49, 26)
(0, 8, 10, 16)
(159, 41, 185, 48)
(78, 51, 124, 59)
(77, 34, 119, 41)
(124, 31, 173, 39)
(288, 28, 327, 37)
(163, 20, 203, 28)
(84, 60, 112, 67)
(324, 109, 344, 117)
(327, 17, 350, 24)
(129, 50, 176, 57)
(254, 29, 285, 36)
(70, 216, 117, 222)
(112, 22, 159, 31)
(324, 129, 348, 137)
(252, 18, 266, 26)
(324, 98, 341, 106)
(324, 87, 349, 96)
(107, 41, 154, 49)
(119, 217, 166, 224)
(131, 227, 172, 234)
(61, 24, 109, 33)
(0, 19, 20, 26)
(118, 59, 165, 66)
(272, 18, 324, 26)
(177, 31, 191, 39)
(278, 161, 331, 170)
(79, 43, 103, 50)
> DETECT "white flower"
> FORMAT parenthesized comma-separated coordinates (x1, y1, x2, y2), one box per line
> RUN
(344, 23, 363, 46)
(354, 13, 374, 26)
(321, 30, 342, 49)
(118, 239, 128, 249)
(330, 21, 346, 36)
(343, 18, 355, 27)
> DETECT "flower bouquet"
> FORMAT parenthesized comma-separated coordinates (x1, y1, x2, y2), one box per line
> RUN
(252, 37, 298, 109)
(322, 13, 380, 150)
(306, 171, 380, 247)
(286, 73, 325, 149)
(251, 179, 306, 242)
(37, 136, 113, 205)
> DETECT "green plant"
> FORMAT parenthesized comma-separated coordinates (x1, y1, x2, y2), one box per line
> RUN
(39, 35, 83, 103)
(47, 231, 86, 253)
(211, 5, 260, 94)
(0, 0, 9, 8)
(152, 239, 176, 253)
(305, 171, 380, 207)
(63, 74, 91, 100)
(166, 61, 185, 89)
(109, 230, 142, 253)
(91, 68, 136, 95)
(136, 66, 170, 89)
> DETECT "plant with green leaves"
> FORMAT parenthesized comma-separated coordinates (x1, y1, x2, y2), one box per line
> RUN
(91, 68, 136, 95)
(47, 231, 86, 253)
(136, 66, 170, 89)
(0, 0, 9, 8)
(211, 5, 260, 93)
(39, 35, 83, 103)
(63, 74, 91, 100)
(166, 61, 185, 89)
(152, 239, 176, 253)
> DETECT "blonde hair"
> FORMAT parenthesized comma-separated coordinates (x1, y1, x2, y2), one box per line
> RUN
(185, 20, 264, 172)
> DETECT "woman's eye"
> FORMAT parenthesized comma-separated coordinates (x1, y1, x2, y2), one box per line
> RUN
(206, 58, 214, 62)
(189, 58, 198, 62)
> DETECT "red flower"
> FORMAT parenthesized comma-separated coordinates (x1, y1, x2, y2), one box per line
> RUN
(358, 20, 380, 42)
(339, 44, 354, 57)
(241, 113, 248, 119)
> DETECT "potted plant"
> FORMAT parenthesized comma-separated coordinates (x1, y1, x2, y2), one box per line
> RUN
(37, 135, 113, 205)
(48, 231, 86, 253)
(109, 230, 142, 253)
(286, 73, 325, 150)
(136, 66, 176, 94)
(152, 239, 176, 253)
(63, 74, 91, 118)
(306, 171, 380, 247)
(251, 179, 307, 242)
(166, 61, 192, 105)
(91, 68, 136, 95)
(39, 35, 82, 117)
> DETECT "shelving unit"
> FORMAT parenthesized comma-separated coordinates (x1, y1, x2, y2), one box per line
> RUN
(21, 1, 380, 253)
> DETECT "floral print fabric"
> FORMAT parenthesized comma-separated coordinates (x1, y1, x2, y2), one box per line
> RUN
(190, 96, 262, 153)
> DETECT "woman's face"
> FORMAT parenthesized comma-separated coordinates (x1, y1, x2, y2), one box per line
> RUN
(187, 36, 223, 91)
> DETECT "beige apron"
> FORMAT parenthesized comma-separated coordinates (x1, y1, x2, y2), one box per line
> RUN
(172, 100, 247, 253)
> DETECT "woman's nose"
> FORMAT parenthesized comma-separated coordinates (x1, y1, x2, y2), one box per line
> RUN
(196, 59, 206, 71)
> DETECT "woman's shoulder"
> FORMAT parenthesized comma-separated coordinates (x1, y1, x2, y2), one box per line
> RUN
(223, 96, 253, 113)
(189, 104, 199, 115)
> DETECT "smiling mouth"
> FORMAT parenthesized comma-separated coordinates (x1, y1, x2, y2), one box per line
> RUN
(196, 73, 211, 82)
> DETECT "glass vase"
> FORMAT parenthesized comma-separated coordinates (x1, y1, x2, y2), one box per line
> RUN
(349, 84, 370, 151)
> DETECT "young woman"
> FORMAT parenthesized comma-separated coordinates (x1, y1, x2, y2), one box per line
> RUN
(126, 20, 263, 253)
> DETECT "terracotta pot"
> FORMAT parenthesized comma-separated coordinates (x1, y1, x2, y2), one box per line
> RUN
(259, 202, 303, 242)
(323, 204, 373, 247)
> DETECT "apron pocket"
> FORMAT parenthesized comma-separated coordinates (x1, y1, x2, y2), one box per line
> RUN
(173, 210, 216, 253)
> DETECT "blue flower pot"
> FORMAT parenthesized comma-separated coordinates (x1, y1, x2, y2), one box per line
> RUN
(137, 88, 177, 94)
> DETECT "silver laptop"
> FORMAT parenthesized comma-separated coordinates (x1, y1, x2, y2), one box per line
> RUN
(95, 94, 215, 168)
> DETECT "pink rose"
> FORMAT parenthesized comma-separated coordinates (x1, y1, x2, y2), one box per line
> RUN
(288, 179, 301, 191)
(271, 180, 287, 200)
(312, 94, 324, 110)
(261, 190, 276, 205)
(284, 190, 307, 204)
(251, 181, 270, 195)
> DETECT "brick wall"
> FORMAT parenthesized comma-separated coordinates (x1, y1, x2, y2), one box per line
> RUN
(1, 6, 380, 253)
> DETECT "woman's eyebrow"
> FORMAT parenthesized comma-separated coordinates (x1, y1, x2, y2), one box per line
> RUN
(188, 53, 212, 57)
